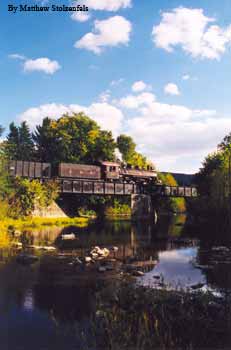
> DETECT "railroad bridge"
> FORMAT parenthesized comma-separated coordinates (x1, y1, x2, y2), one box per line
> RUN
(58, 178, 197, 198)
(57, 179, 197, 220)
(9, 160, 197, 220)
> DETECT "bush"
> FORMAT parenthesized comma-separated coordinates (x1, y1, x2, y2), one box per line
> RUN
(8, 178, 59, 218)
(105, 198, 131, 217)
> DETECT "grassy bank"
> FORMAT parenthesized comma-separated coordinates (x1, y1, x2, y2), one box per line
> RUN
(87, 282, 230, 350)
(0, 216, 90, 232)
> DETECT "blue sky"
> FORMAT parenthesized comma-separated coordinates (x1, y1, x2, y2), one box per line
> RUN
(1, 0, 231, 173)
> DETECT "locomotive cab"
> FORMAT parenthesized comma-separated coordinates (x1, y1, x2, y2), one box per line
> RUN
(100, 161, 120, 181)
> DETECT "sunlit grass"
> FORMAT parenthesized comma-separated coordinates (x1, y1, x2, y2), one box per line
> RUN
(0, 216, 89, 233)
(0, 230, 11, 248)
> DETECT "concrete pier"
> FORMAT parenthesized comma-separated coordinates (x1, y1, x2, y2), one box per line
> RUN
(131, 194, 157, 221)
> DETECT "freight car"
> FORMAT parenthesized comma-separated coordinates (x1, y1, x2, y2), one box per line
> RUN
(8, 160, 51, 179)
(58, 163, 101, 180)
(9, 160, 157, 184)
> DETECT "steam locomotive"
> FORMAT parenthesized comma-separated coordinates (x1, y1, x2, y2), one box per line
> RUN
(8, 160, 157, 184)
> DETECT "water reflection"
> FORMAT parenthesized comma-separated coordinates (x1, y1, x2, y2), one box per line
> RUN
(0, 215, 231, 349)
(141, 247, 205, 288)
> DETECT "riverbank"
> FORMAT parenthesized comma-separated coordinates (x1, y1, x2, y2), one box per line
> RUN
(88, 281, 230, 350)
(0, 216, 90, 232)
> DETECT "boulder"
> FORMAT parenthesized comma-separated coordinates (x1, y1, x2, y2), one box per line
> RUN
(90, 246, 110, 258)
(132, 270, 144, 277)
(110, 246, 119, 252)
(91, 253, 99, 259)
(61, 233, 76, 240)
(41, 246, 56, 251)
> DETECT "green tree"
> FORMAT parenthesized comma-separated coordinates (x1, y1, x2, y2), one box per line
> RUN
(18, 121, 34, 160)
(5, 122, 19, 159)
(0, 125, 4, 136)
(4, 121, 34, 160)
(117, 134, 153, 169)
(194, 152, 223, 196)
(158, 173, 186, 213)
(33, 117, 57, 162)
(33, 113, 117, 164)
(117, 134, 136, 163)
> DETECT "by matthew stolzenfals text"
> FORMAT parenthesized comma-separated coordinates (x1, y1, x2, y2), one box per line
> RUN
(8, 4, 88, 14)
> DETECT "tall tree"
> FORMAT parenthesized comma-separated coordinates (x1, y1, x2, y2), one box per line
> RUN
(4, 122, 34, 160)
(117, 134, 136, 163)
(33, 113, 117, 164)
(194, 152, 224, 196)
(5, 122, 19, 159)
(18, 121, 34, 160)
(117, 134, 152, 168)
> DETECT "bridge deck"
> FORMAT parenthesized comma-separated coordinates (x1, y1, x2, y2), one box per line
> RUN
(58, 179, 197, 197)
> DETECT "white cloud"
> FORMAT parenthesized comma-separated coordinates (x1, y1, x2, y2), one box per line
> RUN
(182, 74, 198, 81)
(152, 7, 231, 60)
(23, 57, 61, 74)
(114, 91, 231, 172)
(71, 11, 91, 22)
(110, 78, 124, 86)
(131, 81, 151, 93)
(75, 16, 132, 54)
(8, 53, 26, 60)
(77, 0, 132, 11)
(119, 92, 156, 109)
(19, 102, 124, 136)
(164, 83, 180, 96)
(99, 90, 111, 102)
(9, 54, 61, 75)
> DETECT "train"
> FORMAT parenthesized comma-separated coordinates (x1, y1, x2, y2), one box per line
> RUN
(8, 160, 158, 184)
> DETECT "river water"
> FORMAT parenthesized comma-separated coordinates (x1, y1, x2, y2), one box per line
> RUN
(0, 215, 231, 349)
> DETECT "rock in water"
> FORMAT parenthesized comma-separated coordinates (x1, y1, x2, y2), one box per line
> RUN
(91, 246, 110, 258)
(111, 246, 119, 252)
(61, 233, 76, 240)
(132, 270, 144, 277)
(91, 253, 99, 259)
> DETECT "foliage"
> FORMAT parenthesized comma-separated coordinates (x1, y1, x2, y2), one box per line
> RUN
(4, 121, 34, 160)
(0, 152, 15, 219)
(8, 178, 59, 217)
(117, 134, 136, 163)
(0, 125, 4, 136)
(117, 134, 154, 169)
(194, 132, 231, 217)
(158, 173, 186, 213)
(218, 131, 231, 151)
(78, 207, 97, 218)
(87, 282, 230, 350)
(105, 198, 131, 217)
(33, 114, 117, 164)
(194, 152, 224, 196)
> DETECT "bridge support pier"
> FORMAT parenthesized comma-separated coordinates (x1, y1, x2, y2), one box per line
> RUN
(131, 194, 157, 222)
